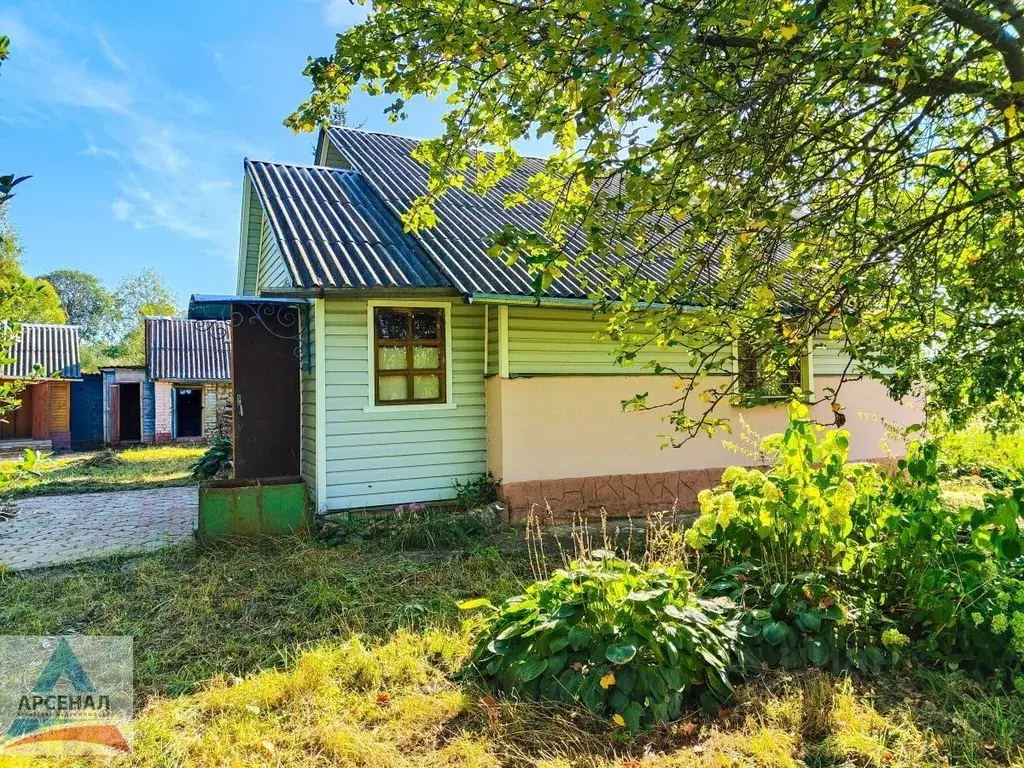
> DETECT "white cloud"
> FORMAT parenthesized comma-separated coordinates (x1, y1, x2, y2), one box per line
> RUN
(94, 27, 129, 72)
(110, 199, 134, 221)
(0, 8, 245, 260)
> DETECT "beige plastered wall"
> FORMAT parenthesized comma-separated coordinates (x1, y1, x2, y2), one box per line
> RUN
(486, 374, 922, 485)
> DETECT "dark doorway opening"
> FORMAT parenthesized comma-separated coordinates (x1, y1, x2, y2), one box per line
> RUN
(174, 387, 202, 438)
(118, 382, 142, 442)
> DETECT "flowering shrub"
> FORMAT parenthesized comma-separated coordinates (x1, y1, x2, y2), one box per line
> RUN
(684, 402, 896, 580)
(461, 552, 741, 732)
(691, 402, 1024, 686)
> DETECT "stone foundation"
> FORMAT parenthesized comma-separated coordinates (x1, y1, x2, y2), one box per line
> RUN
(499, 458, 898, 523)
(203, 383, 233, 440)
(499, 468, 725, 523)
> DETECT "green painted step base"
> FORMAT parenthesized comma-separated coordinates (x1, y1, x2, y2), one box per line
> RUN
(198, 476, 310, 540)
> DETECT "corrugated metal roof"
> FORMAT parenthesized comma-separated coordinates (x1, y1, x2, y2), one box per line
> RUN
(1, 323, 81, 380)
(323, 127, 730, 300)
(244, 159, 446, 290)
(145, 317, 231, 382)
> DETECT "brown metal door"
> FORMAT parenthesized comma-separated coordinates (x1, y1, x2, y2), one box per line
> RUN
(109, 384, 120, 444)
(231, 305, 300, 478)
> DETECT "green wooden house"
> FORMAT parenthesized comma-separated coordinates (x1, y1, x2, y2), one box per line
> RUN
(230, 127, 921, 519)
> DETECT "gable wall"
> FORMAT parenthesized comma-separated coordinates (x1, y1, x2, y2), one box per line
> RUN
(321, 140, 349, 169)
(256, 215, 292, 293)
(238, 180, 264, 296)
(320, 297, 487, 510)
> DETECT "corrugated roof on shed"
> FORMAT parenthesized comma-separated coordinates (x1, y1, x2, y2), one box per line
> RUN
(145, 317, 231, 382)
(244, 159, 447, 290)
(1, 323, 81, 379)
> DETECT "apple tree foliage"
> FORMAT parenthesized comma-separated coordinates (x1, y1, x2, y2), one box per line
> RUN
(289, 0, 1024, 437)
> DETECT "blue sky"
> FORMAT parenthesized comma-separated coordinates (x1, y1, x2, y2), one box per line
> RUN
(1, 0, 511, 306)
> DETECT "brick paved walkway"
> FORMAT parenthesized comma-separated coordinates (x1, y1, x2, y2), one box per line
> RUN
(0, 486, 198, 571)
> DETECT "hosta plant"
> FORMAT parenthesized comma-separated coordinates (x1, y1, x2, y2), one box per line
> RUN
(461, 552, 742, 731)
(191, 438, 233, 480)
(704, 565, 890, 673)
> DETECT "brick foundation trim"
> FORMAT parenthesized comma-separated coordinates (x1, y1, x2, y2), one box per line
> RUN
(49, 431, 71, 451)
(499, 458, 899, 523)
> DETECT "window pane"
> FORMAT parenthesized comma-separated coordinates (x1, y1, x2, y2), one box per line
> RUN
(378, 376, 408, 401)
(412, 311, 440, 340)
(376, 310, 408, 340)
(412, 346, 440, 370)
(413, 375, 441, 400)
(378, 346, 407, 371)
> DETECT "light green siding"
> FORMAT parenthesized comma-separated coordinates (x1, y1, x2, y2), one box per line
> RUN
(505, 305, 861, 384)
(812, 335, 856, 375)
(256, 216, 292, 292)
(320, 140, 349, 169)
(301, 306, 317, 495)
(507, 306, 700, 376)
(321, 298, 486, 509)
(238, 180, 263, 295)
(486, 305, 499, 376)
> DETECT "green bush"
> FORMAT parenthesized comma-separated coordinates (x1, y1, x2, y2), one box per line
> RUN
(453, 471, 499, 509)
(191, 438, 232, 480)
(461, 552, 741, 731)
(936, 424, 1024, 488)
(706, 565, 891, 673)
(688, 401, 1024, 686)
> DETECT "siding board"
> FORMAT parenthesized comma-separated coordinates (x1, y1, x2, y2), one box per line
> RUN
(507, 306, 698, 376)
(256, 215, 292, 292)
(301, 304, 317, 492)
(240, 183, 263, 295)
(321, 298, 486, 510)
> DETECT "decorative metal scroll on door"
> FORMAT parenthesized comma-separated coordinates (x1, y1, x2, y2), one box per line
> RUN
(192, 302, 312, 374)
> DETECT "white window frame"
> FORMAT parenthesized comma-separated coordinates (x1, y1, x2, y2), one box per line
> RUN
(363, 299, 456, 413)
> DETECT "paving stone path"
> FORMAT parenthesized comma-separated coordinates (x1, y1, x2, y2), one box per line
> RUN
(0, 486, 198, 571)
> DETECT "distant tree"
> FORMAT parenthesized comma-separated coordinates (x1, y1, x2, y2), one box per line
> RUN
(40, 269, 115, 341)
(0, 35, 29, 212)
(0, 212, 66, 324)
(106, 268, 179, 341)
(312, 103, 350, 157)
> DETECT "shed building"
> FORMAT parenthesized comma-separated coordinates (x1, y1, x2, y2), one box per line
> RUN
(0, 323, 81, 453)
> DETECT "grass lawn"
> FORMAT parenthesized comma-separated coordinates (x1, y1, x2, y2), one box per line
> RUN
(0, 445, 205, 498)
(1, 537, 1021, 767)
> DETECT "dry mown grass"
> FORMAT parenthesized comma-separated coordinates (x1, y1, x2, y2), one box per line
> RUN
(0, 445, 205, 497)
(4, 630, 1021, 768)
(1, 540, 1022, 767)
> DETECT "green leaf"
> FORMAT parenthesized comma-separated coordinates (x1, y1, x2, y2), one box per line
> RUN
(795, 611, 822, 633)
(518, 657, 548, 683)
(458, 598, 495, 611)
(762, 621, 788, 646)
(567, 626, 591, 650)
(606, 643, 638, 664)
(805, 637, 829, 666)
(623, 701, 643, 732)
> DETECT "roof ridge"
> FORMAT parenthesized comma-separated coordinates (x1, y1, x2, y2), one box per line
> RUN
(244, 157, 362, 175)
(13, 322, 81, 330)
(325, 125, 551, 161)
